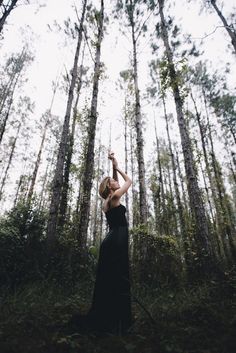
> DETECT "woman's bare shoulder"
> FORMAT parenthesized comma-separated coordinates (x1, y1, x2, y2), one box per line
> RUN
(102, 195, 120, 212)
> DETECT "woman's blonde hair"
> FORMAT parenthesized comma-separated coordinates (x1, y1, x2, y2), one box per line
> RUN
(99, 176, 111, 199)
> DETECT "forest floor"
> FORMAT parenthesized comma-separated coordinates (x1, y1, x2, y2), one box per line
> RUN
(0, 274, 235, 353)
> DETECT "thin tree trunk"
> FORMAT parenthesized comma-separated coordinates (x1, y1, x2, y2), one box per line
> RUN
(0, 122, 21, 200)
(162, 95, 187, 239)
(128, 0, 148, 223)
(27, 82, 59, 205)
(166, 162, 178, 235)
(92, 138, 102, 246)
(124, 96, 130, 225)
(191, 91, 227, 260)
(158, 0, 214, 273)
(38, 158, 50, 211)
(154, 118, 165, 231)
(130, 127, 139, 227)
(150, 174, 159, 232)
(204, 91, 236, 261)
(13, 174, 24, 207)
(58, 46, 85, 229)
(175, 149, 188, 210)
(0, 49, 26, 113)
(46, 0, 87, 247)
(77, 0, 104, 250)
(210, 0, 236, 54)
(0, 65, 22, 144)
(229, 126, 236, 145)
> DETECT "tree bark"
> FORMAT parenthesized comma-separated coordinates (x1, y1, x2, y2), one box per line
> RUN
(124, 96, 130, 225)
(154, 118, 165, 233)
(204, 90, 236, 262)
(46, 0, 87, 246)
(27, 85, 58, 205)
(77, 0, 104, 250)
(92, 138, 102, 246)
(58, 48, 85, 229)
(162, 94, 190, 255)
(158, 0, 214, 274)
(128, 0, 148, 224)
(130, 127, 139, 227)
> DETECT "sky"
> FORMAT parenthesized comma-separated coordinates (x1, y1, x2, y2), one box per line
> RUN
(0, 0, 235, 212)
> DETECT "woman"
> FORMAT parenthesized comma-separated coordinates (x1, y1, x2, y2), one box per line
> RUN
(69, 152, 132, 335)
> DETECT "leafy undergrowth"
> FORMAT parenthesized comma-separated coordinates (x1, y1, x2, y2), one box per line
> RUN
(0, 275, 235, 353)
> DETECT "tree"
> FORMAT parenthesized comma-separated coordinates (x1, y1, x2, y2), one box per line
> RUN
(207, 0, 236, 54)
(0, 0, 19, 34)
(189, 62, 236, 263)
(58, 46, 87, 229)
(0, 96, 34, 201)
(0, 49, 33, 144)
(76, 0, 104, 250)
(46, 0, 87, 248)
(115, 0, 151, 224)
(157, 0, 214, 275)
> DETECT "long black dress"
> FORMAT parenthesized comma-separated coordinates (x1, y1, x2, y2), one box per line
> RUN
(70, 204, 132, 334)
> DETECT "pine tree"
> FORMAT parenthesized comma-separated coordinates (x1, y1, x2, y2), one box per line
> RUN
(77, 0, 104, 250)
(115, 0, 150, 223)
(157, 0, 214, 274)
(46, 0, 87, 247)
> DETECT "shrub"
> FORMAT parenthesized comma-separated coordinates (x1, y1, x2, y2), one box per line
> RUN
(130, 224, 183, 288)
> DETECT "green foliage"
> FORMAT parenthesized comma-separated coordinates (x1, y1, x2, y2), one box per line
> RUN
(211, 93, 236, 140)
(0, 274, 235, 353)
(131, 225, 183, 288)
(158, 58, 190, 99)
(0, 202, 96, 289)
(0, 202, 47, 287)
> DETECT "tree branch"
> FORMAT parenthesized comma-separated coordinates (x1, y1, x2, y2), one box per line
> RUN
(191, 24, 236, 40)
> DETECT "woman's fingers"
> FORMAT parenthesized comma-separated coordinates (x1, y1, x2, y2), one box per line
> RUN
(108, 151, 115, 160)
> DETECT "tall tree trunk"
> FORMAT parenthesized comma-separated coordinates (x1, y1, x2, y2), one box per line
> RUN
(0, 48, 26, 113)
(58, 47, 85, 229)
(124, 96, 130, 225)
(204, 91, 236, 261)
(210, 0, 236, 54)
(154, 118, 165, 232)
(77, 0, 104, 250)
(166, 162, 178, 235)
(158, 0, 214, 274)
(191, 91, 227, 260)
(0, 0, 18, 33)
(38, 158, 50, 211)
(175, 149, 188, 210)
(162, 95, 187, 239)
(0, 71, 21, 143)
(0, 122, 21, 200)
(46, 0, 87, 247)
(27, 89, 58, 205)
(92, 138, 102, 246)
(128, 0, 148, 223)
(13, 173, 24, 207)
(130, 127, 139, 227)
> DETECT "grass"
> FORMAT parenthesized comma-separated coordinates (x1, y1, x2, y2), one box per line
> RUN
(0, 274, 235, 353)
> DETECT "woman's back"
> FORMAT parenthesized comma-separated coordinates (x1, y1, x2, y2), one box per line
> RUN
(105, 204, 127, 228)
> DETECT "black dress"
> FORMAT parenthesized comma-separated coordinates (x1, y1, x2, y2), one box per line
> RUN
(70, 204, 132, 334)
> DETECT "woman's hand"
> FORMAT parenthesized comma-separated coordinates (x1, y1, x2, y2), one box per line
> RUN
(108, 151, 118, 169)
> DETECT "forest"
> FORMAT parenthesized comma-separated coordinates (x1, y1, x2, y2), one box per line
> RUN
(0, 0, 235, 352)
